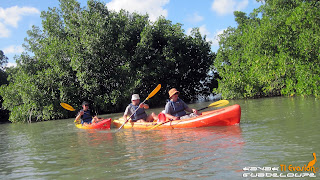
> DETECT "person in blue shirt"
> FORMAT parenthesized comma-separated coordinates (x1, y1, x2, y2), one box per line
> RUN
(75, 101, 98, 124)
(164, 88, 200, 120)
(123, 94, 158, 123)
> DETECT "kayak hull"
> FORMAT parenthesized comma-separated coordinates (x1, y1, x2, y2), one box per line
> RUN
(113, 104, 241, 129)
(76, 118, 112, 130)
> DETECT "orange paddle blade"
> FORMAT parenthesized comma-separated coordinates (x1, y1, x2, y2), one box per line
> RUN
(60, 103, 76, 111)
(146, 84, 161, 100)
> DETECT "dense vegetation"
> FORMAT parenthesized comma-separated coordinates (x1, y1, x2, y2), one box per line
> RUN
(0, 50, 9, 122)
(0, 0, 215, 123)
(213, 0, 320, 98)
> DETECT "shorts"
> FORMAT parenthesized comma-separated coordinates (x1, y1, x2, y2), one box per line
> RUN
(131, 116, 147, 122)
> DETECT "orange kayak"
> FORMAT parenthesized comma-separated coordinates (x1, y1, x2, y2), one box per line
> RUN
(76, 118, 112, 130)
(113, 104, 241, 129)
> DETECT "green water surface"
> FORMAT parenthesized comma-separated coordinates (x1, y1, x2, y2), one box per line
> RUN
(0, 97, 319, 179)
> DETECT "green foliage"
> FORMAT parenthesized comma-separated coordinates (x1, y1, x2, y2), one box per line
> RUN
(0, 50, 8, 86)
(0, 50, 9, 122)
(132, 18, 215, 104)
(0, 0, 216, 123)
(0, 50, 8, 69)
(214, 0, 320, 99)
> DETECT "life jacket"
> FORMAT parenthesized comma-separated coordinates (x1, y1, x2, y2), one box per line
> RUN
(81, 109, 93, 124)
(128, 104, 148, 121)
(167, 98, 187, 117)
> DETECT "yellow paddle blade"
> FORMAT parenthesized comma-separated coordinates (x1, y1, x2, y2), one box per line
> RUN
(60, 103, 76, 111)
(208, 100, 229, 108)
(146, 84, 161, 100)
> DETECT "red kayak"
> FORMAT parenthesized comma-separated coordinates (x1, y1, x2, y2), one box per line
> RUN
(113, 104, 241, 129)
(76, 118, 112, 130)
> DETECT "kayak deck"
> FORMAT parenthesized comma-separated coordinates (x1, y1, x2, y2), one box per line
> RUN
(113, 104, 241, 129)
(76, 118, 112, 130)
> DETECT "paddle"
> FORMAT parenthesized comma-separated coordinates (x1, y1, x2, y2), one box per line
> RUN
(60, 102, 103, 123)
(60, 103, 76, 111)
(147, 99, 229, 131)
(60, 103, 80, 123)
(117, 84, 161, 131)
(196, 100, 229, 111)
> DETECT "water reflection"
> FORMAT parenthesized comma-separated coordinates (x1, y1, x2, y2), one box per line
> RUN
(112, 126, 244, 179)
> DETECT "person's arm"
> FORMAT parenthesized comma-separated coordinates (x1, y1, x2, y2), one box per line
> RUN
(88, 109, 98, 123)
(185, 107, 193, 113)
(123, 114, 127, 122)
(123, 106, 130, 122)
(90, 109, 99, 119)
(139, 103, 149, 109)
(179, 99, 199, 115)
(75, 110, 84, 121)
(185, 107, 199, 115)
(164, 102, 179, 120)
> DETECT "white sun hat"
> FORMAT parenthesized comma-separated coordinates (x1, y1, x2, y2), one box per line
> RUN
(131, 94, 140, 101)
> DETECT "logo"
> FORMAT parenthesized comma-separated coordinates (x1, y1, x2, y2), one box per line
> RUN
(243, 153, 319, 178)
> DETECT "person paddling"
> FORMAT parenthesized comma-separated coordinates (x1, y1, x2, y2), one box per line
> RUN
(75, 101, 99, 125)
(164, 88, 201, 120)
(123, 94, 158, 123)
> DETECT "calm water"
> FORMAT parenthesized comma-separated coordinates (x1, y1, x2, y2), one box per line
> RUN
(1, 97, 319, 179)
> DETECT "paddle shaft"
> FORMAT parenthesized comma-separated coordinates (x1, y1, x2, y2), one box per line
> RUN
(197, 106, 209, 111)
(147, 119, 173, 131)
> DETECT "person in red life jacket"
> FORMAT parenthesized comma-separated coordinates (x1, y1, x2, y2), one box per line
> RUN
(75, 101, 99, 124)
(123, 94, 158, 123)
(164, 88, 201, 120)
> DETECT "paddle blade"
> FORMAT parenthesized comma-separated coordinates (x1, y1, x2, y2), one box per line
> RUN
(208, 100, 229, 108)
(60, 103, 76, 111)
(146, 84, 161, 100)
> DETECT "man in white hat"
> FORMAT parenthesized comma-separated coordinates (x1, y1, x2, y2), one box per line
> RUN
(123, 94, 157, 123)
